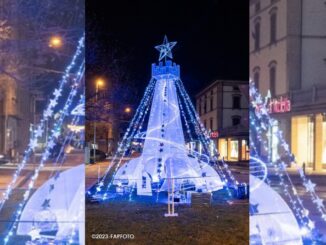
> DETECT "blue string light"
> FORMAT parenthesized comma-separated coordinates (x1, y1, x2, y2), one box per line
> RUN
(3, 35, 84, 245)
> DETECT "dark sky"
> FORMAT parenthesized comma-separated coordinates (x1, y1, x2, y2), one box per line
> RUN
(86, 0, 248, 102)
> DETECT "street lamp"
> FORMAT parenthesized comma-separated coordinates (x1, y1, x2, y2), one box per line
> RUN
(124, 107, 131, 113)
(95, 78, 104, 98)
(93, 78, 105, 164)
(49, 36, 63, 48)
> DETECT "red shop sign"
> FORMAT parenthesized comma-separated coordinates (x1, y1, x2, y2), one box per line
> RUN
(210, 131, 219, 139)
(268, 96, 291, 113)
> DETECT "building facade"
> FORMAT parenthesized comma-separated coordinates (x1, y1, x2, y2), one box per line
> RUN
(196, 80, 249, 162)
(250, 0, 326, 172)
(0, 78, 35, 159)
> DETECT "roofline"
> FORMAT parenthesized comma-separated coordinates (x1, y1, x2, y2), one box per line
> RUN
(195, 79, 248, 99)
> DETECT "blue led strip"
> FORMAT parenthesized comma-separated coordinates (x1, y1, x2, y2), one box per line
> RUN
(38, 94, 84, 205)
(39, 98, 84, 244)
(176, 88, 211, 190)
(176, 80, 235, 198)
(249, 110, 311, 230)
(3, 62, 85, 245)
(127, 91, 153, 201)
(0, 35, 85, 212)
(175, 79, 238, 196)
(92, 78, 157, 196)
(102, 79, 156, 192)
(250, 81, 325, 233)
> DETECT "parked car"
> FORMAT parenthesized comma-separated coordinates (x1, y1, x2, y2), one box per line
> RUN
(0, 155, 9, 164)
(89, 149, 107, 164)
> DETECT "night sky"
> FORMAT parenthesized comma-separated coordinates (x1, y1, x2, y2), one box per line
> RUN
(86, 0, 248, 103)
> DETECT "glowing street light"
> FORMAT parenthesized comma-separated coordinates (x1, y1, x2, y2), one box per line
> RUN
(93, 77, 105, 164)
(49, 36, 63, 48)
(124, 107, 131, 113)
(96, 78, 104, 90)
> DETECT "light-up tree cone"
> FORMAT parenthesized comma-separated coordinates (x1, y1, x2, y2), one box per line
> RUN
(97, 36, 227, 200)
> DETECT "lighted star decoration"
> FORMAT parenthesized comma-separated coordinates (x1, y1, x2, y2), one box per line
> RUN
(71, 102, 85, 116)
(250, 203, 259, 215)
(154, 35, 177, 61)
(41, 198, 51, 209)
(304, 180, 316, 192)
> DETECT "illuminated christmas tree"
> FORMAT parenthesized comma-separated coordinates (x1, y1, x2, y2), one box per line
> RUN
(93, 36, 239, 203)
(249, 82, 325, 244)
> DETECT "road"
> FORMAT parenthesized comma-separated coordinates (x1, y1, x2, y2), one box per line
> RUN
(0, 151, 84, 238)
(269, 169, 326, 239)
(85, 159, 249, 190)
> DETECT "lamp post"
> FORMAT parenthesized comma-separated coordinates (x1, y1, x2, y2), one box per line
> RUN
(49, 36, 63, 48)
(93, 78, 104, 164)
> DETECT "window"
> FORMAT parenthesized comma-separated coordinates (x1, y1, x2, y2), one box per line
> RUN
(269, 61, 277, 96)
(210, 118, 213, 130)
(241, 139, 249, 161)
(270, 8, 277, 44)
(291, 116, 315, 168)
(230, 140, 239, 160)
(199, 99, 202, 115)
(233, 86, 240, 91)
(232, 116, 241, 126)
(253, 66, 260, 89)
(204, 95, 207, 114)
(253, 18, 261, 51)
(232, 95, 241, 109)
(255, 1, 261, 13)
(210, 91, 214, 111)
(204, 120, 207, 129)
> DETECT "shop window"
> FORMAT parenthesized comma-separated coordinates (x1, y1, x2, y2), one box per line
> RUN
(218, 138, 228, 159)
(291, 116, 314, 168)
(232, 95, 241, 109)
(308, 116, 315, 166)
(230, 140, 239, 160)
(322, 114, 326, 164)
(241, 139, 249, 161)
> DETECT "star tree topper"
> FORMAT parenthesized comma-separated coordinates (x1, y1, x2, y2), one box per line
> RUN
(155, 35, 177, 61)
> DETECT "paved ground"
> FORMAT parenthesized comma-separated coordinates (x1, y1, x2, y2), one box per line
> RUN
(269, 168, 326, 240)
(85, 161, 249, 245)
(0, 152, 83, 243)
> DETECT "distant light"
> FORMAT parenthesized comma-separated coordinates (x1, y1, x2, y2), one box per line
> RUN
(67, 124, 84, 132)
(49, 36, 63, 48)
(96, 78, 105, 87)
(125, 107, 132, 113)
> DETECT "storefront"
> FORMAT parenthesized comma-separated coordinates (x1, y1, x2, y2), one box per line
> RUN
(291, 113, 326, 171)
(217, 137, 249, 162)
(208, 128, 249, 162)
(266, 88, 326, 173)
